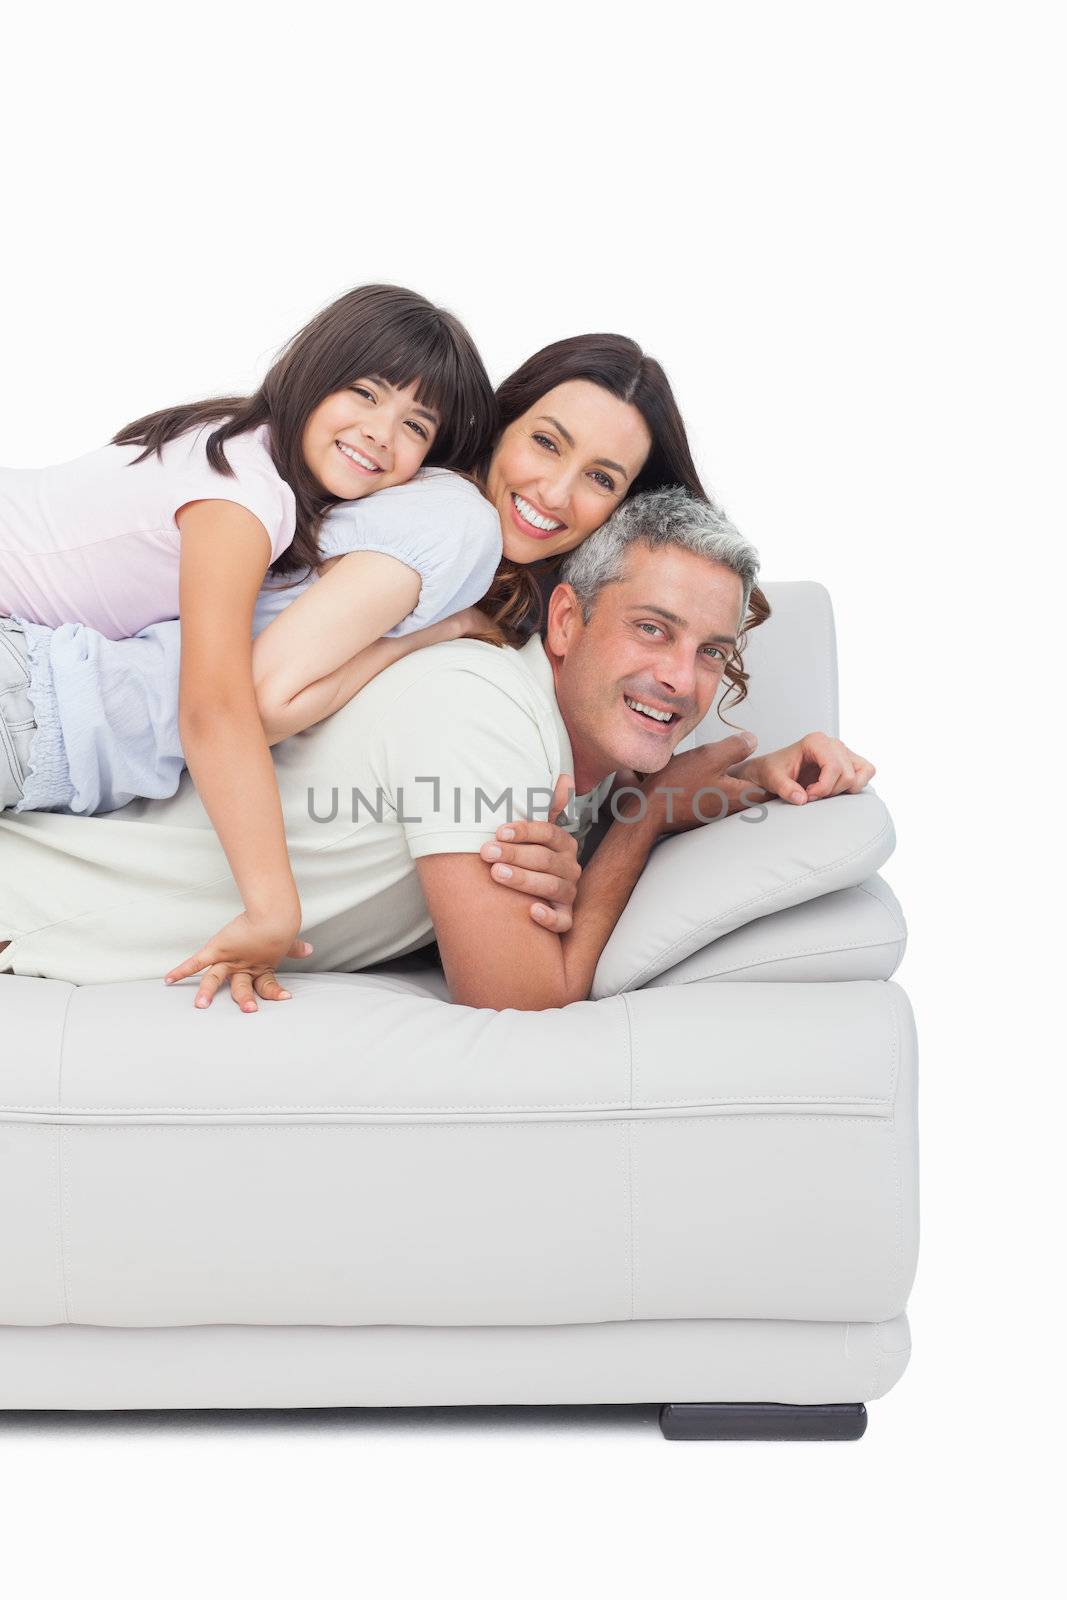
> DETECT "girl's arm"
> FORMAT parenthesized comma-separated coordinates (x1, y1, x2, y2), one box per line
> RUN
(252, 549, 422, 739)
(164, 499, 312, 1007)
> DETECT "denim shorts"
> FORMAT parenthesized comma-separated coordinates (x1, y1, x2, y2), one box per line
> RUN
(0, 618, 36, 809)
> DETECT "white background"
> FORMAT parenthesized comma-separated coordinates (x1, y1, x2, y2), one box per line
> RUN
(1, 1, 1062, 1593)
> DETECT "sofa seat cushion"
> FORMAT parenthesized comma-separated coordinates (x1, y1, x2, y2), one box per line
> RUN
(1, 975, 916, 1331)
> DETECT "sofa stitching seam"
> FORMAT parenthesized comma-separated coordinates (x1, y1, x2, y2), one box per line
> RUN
(653, 934, 903, 984)
(20, 1115, 894, 1131)
(621, 993, 637, 1321)
(54, 985, 74, 1324)
(0, 1090, 894, 1116)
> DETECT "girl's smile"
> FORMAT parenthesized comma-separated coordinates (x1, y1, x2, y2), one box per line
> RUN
(335, 440, 384, 476)
(304, 378, 439, 500)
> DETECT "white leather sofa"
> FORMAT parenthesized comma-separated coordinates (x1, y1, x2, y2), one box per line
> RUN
(0, 583, 917, 1441)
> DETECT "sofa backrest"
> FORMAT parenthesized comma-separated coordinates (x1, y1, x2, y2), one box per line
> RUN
(680, 581, 839, 755)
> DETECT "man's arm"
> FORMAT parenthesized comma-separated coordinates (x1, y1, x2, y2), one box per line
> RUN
(417, 732, 761, 1011)
(415, 799, 662, 1011)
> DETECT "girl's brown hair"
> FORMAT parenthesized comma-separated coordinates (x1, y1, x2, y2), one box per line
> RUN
(112, 284, 498, 582)
(475, 333, 769, 706)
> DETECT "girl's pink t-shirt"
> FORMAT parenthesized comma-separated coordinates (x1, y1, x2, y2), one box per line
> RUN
(0, 423, 297, 640)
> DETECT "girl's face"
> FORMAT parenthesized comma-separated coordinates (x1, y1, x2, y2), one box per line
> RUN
(485, 380, 653, 564)
(303, 378, 440, 499)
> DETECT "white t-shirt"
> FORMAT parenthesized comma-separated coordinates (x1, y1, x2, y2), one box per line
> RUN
(0, 636, 614, 983)
(0, 424, 297, 639)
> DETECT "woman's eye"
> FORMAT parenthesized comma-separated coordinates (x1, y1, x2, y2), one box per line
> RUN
(590, 470, 615, 492)
(533, 432, 559, 453)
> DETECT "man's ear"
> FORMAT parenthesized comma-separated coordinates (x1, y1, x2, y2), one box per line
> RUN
(545, 583, 583, 660)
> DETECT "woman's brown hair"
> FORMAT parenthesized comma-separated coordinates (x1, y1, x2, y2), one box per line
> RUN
(111, 284, 498, 583)
(476, 333, 769, 707)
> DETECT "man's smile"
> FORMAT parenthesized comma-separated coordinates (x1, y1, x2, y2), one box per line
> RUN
(623, 694, 677, 725)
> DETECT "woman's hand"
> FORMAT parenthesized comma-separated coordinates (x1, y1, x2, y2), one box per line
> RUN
(734, 733, 876, 804)
(163, 911, 315, 1012)
(479, 773, 582, 932)
(443, 605, 500, 643)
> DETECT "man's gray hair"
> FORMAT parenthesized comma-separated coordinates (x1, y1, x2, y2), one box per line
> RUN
(559, 486, 760, 623)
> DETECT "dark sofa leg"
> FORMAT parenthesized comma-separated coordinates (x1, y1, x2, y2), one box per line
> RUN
(659, 1402, 867, 1441)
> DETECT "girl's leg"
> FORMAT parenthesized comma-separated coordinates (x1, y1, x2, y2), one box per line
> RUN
(0, 618, 36, 811)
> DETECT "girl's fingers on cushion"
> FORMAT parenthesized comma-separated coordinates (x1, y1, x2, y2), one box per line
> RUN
(230, 972, 258, 1014)
(164, 952, 211, 984)
(254, 972, 292, 1001)
(194, 967, 226, 1010)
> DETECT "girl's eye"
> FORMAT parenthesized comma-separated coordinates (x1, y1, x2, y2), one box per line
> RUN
(351, 386, 375, 402)
(405, 419, 429, 440)
(533, 432, 559, 454)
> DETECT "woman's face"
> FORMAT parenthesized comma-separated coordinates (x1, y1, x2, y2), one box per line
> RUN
(485, 379, 653, 563)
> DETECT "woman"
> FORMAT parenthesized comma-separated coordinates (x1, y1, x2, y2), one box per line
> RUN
(244, 331, 770, 751)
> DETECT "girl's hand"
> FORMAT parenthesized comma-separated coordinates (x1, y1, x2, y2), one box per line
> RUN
(163, 912, 315, 1012)
(479, 773, 583, 933)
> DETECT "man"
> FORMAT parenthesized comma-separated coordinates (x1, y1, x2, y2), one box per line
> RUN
(0, 488, 872, 1008)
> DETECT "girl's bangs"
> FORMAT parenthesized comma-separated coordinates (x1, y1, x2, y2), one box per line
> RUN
(339, 324, 475, 445)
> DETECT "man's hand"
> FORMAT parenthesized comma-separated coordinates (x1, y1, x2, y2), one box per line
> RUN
(635, 733, 769, 835)
(733, 732, 875, 805)
(479, 772, 582, 933)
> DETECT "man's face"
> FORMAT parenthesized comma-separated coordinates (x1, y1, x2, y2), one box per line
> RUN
(548, 543, 744, 786)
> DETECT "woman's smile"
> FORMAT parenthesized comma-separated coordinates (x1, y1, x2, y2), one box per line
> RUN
(508, 491, 566, 539)
(486, 379, 652, 564)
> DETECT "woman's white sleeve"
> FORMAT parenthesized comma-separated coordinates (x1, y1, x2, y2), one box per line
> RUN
(316, 470, 503, 636)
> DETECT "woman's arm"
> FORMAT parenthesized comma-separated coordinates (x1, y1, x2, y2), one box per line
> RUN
(164, 499, 310, 1007)
(252, 550, 421, 736)
(258, 604, 489, 745)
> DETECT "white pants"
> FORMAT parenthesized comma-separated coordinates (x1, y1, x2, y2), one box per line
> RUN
(0, 619, 35, 810)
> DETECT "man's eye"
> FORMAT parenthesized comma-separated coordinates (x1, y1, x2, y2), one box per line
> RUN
(533, 432, 559, 453)
(703, 646, 726, 660)
(638, 622, 663, 637)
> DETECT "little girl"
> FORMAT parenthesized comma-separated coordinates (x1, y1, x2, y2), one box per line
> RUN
(0, 284, 498, 1009)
